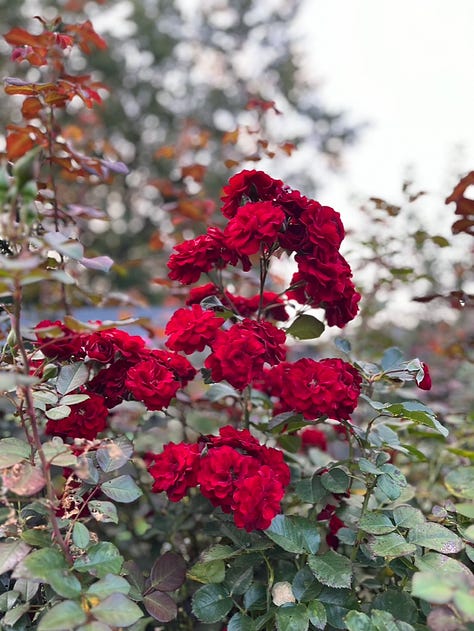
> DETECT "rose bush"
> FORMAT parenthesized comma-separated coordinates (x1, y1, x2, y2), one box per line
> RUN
(0, 11, 472, 631)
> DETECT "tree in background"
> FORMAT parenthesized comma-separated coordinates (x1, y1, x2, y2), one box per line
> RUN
(0, 0, 358, 301)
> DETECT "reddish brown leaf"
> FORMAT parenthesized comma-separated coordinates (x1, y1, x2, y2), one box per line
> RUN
(181, 163, 206, 182)
(21, 96, 42, 119)
(224, 159, 240, 168)
(155, 146, 176, 159)
(446, 171, 474, 236)
(222, 129, 239, 145)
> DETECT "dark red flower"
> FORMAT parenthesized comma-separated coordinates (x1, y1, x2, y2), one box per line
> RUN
(125, 357, 179, 410)
(148, 442, 200, 501)
(149, 349, 197, 385)
(165, 304, 224, 354)
(204, 324, 266, 390)
(185, 283, 220, 306)
(270, 358, 361, 421)
(83, 330, 116, 363)
(241, 319, 287, 365)
(417, 362, 432, 390)
(198, 446, 259, 512)
(232, 466, 285, 531)
(88, 359, 131, 408)
(221, 169, 284, 219)
(224, 201, 285, 255)
(168, 227, 250, 285)
(300, 428, 328, 451)
(45, 390, 108, 440)
(35, 320, 84, 360)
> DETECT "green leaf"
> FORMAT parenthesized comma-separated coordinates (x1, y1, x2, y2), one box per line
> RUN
(228, 612, 256, 631)
(96, 438, 133, 472)
(321, 468, 350, 494)
(23, 547, 65, 577)
(86, 574, 130, 599)
(0, 541, 30, 574)
(453, 590, 474, 620)
(72, 523, 90, 550)
(307, 550, 352, 589)
(100, 475, 142, 503)
(56, 362, 89, 396)
(38, 600, 86, 631)
(73, 542, 123, 578)
(191, 584, 233, 623)
(0, 372, 39, 392)
(0, 437, 30, 467)
(344, 611, 372, 631)
(335, 337, 351, 354)
(243, 584, 267, 612)
(359, 511, 396, 535)
(454, 502, 474, 518)
(411, 571, 457, 604)
(381, 347, 404, 371)
(202, 544, 239, 562)
(41, 438, 78, 467)
(292, 567, 322, 603)
(372, 590, 418, 624)
(275, 603, 309, 631)
(307, 600, 327, 629)
(45, 404, 72, 420)
(88, 500, 119, 524)
(445, 466, 474, 499)
(60, 393, 90, 406)
(376, 474, 402, 501)
(385, 401, 448, 437)
(407, 523, 464, 554)
(224, 557, 254, 596)
(205, 382, 240, 402)
(2, 603, 30, 627)
(286, 314, 325, 340)
(359, 458, 383, 475)
(368, 533, 417, 558)
(392, 505, 425, 528)
(294, 474, 327, 503)
(143, 590, 177, 623)
(91, 593, 143, 626)
(188, 559, 225, 584)
(415, 552, 474, 579)
(265, 515, 320, 554)
(149, 552, 186, 591)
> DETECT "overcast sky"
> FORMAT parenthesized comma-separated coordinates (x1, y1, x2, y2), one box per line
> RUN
(294, 0, 474, 224)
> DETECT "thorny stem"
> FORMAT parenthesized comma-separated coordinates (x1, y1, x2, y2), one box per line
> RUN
(242, 385, 251, 429)
(351, 476, 376, 562)
(12, 278, 73, 564)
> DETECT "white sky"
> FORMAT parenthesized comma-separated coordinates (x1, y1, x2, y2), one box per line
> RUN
(294, 0, 474, 218)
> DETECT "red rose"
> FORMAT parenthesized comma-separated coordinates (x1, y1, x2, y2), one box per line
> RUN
(168, 227, 250, 285)
(232, 466, 285, 531)
(83, 330, 116, 363)
(204, 324, 266, 390)
(148, 442, 200, 501)
(220, 169, 284, 219)
(198, 446, 259, 512)
(45, 391, 108, 440)
(224, 201, 285, 255)
(417, 362, 432, 390)
(88, 359, 131, 408)
(241, 319, 287, 365)
(271, 358, 361, 421)
(165, 304, 224, 354)
(185, 283, 220, 306)
(300, 428, 328, 451)
(35, 320, 84, 360)
(125, 357, 179, 410)
(149, 349, 197, 385)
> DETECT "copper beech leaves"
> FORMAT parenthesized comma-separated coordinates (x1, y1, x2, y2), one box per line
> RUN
(446, 171, 474, 236)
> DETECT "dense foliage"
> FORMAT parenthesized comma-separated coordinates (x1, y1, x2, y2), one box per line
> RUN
(0, 9, 473, 631)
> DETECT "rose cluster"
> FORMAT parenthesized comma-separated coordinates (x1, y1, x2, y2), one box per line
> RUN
(147, 426, 291, 531)
(35, 320, 196, 440)
(168, 169, 360, 327)
(258, 357, 362, 421)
